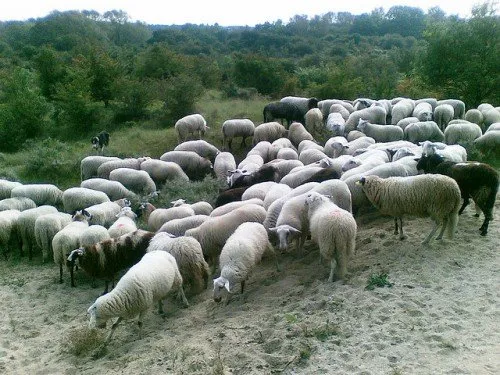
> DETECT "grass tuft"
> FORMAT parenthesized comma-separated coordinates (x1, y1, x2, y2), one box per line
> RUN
(365, 272, 394, 290)
(64, 327, 106, 357)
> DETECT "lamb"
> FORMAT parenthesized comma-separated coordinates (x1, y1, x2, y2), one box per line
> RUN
(109, 168, 157, 196)
(86, 250, 188, 346)
(157, 215, 209, 236)
(345, 106, 387, 133)
(305, 192, 357, 281)
(187, 201, 213, 216)
(0, 179, 22, 199)
(222, 119, 255, 150)
(62, 187, 110, 213)
(174, 113, 209, 143)
(174, 140, 220, 162)
(18, 205, 59, 259)
(209, 198, 264, 217)
(356, 119, 404, 142)
(108, 207, 138, 238)
(248, 140, 279, 162)
(67, 229, 155, 292)
(404, 121, 444, 143)
(52, 210, 91, 283)
(252, 122, 288, 145)
(147, 232, 210, 295)
(444, 121, 483, 145)
(213, 152, 236, 182)
(390, 99, 415, 125)
(97, 158, 146, 179)
(84, 199, 131, 228)
(140, 203, 195, 232)
(416, 154, 499, 236)
(263, 101, 304, 126)
(213, 222, 276, 303)
(185, 204, 266, 270)
(433, 104, 455, 131)
(304, 108, 323, 133)
(358, 174, 461, 244)
(159, 150, 213, 181)
(34, 212, 72, 262)
(0, 197, 36, 212)
(10, 184, 63, 207)
(139, 159, 190, 185)
(80, 156, 120, 181)
(412, 102, 433, 122)
(0, 210, 21, 259)
(326, 112, 346, 136)
(81, 178, 137, 201)
(437, 99, 465, 119)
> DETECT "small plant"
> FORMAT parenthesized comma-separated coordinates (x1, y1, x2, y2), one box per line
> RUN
(365, 272, 394, 290)
(284, 313, 299, 324)
(64, 327, 106, 357)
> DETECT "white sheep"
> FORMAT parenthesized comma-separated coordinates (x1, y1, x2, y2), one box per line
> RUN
(280, 166, 324, 188)
(266, 159, 304, 180)
(305, 192, 357, 281)
(0, 179, 22, 200)
(297, 139, 323, 154)
(237, 154, 264, 174)
(11, 184, 63, 207)
(298, 148, 329, 165)
(185, 204, 267, 271)
(97, 158, 146, 179)
(0, 209, 21, 258)
(34, 212, 72, 262)
(252, 122, 287, 145)
(221, 119, 255, 150)
(62, 187, 110, 213)
(318, 99, 353, 119)
(174, 140, 220, 161)
(329, 103, 351, 120)
(415, 98, 438, 111)
(18, 205, 59, 259)
(464, 109, 484, 128)
(80, 178, 137, 201)
(326, 112, 346, 136)
(437, 99, 465, 119)
(312, 179, 352, 213)
(396, 116, 419, 131)
(213, 152, 237, 181)
(276, 147, 299, 160)
(444, 121, 483, 145)
(79, 225, 111, 248)
(52, 210, 91, 283)
(209, 198, 264, 217)
(482, 108, 500, 128)
(420, 141, 467, 162)
(170, 199, 213, 216)
(473, 129, 500, 156)
(241, 181, 277, 201)
(390, 99, 415, 125)
(247, 141, 275, 162)
(412, 102, 433, 122)
(84, 199, 131, 228)
(345, 106, 387, 132)
(174, 113, 209, 143)
(147, 232, 210, 294)
(314, 156, 354, 177)
(109, 168, 157, 196)
(213, 222, 276, 303)
(157, 215, 209, 236)
(263, 183, 292, 210)
(404, 121, 444, 143)
(139, 158, 190, 185)
(143, 203, 195, 232)
(108, 207, 138, 238)
(87, 250, 189, 346)
(80, 156, 120, 181)
(433, 104, 455, 131)
(340, 156, 388, 181)
(0, 197, 36, 212)
(358, 174, 461, 244)
(357, 119, 404, 142)
(159, 150, 213, 181)
(304, 108, 323, 133)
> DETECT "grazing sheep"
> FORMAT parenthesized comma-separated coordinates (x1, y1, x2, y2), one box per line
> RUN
(141, 203, 195, 232)
(326, 112, 346, 136)
(288, 122, 315, 148)
(147, 232, 210, 295)
(404, 121, 444, 143)
(465, 109, 484, 128)
(329, 103, 351, 120)
(412, 102, 433, 122)
(239, 153, 265, 171)
(434, 104, 455, 131)
(241, 181, 276, 201)
(437, 99, 465, 119)
(67, 229, 155, 292)
(222, 119, 255, 150)
(80, 156, 120, 181)
(482, 108, 500, 128)
(108, 207, 138, 238)
(160, 151, 213, 181)
(0, 197, 36, 212)
(0, 179, 22, 200)
(11, 184, 63, 207)
(266, 159, 304, 180)
(252, 122, 288, 145)
(415, 98, 438, 111)
(0, 210, 21, 259)
(213, 152, 236, 182)
(174, 140, 220, 162)
(305, 192, 357, 281)
(18, 205, 59, 259)
(174, 113, 209, 143)
(313, 156, 354, 178)
(109, 168, 157, 196)
(276, 147, 299, 160)
(444, 121, 483, 145)
(304, 108, 323, 133)
(157, 215, 209, 237)
(420, 141, 467, 163)
(209, 198, 264, 217)
(358, 174, 461, 244)
(170, 199, 212, 216)
(396, 116, 419, 131)
(214, 187, 248, 208)
(357, 119, 404, 142)
(185, 204, 266, 271)
(86, 250, 188, 346)
(473, 129, 500, 157)
(390, 99, 415, 125)
(34, 212, 72, 262)
(280, 166, 325, 188)
(62, 187, 110, 213)
(84, 199, 131, 228)
(213, 222, 276, 303)
(280, 96, 319, 117)
(139, 159, 190, 185)
(263, 183, 292, 210)
(263, 101, 304, 126)
(298, 139, 323, 154)
(229, 164, 279, 189)
(79, 225, 111, 248)
(81, 178, 137, 201)
(416, 154, 499, 236)
(52, 210, 91, 283)
(345, 106, 387, 133)
(97, 158, 146, 179)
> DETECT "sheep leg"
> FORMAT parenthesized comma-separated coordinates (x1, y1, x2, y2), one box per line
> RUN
(178, 286, 189, 307)
(158, 300, 164, 315)
(393, 218, 399, 235)
(240, 280, 246, 294)
(104, 317, 123, 345)
(266, 244, 281, 272)
(328, 259, 336, 282)
(398, 218, 406, 240)
(240, 137, 246, 148)
(59, 264, 63, 284)
(436, 218, 448, 240)
(69, 263, 75, 287)
(422, 221, 440, 244)
(137, 314, 144, 339)
(479, 216, 490, 236)
(458, 197, 470, 215)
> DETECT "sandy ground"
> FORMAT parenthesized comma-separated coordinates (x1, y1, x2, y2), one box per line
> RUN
(0, 196, 499, 375)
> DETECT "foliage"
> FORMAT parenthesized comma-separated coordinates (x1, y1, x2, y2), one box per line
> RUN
(365, 272, 394, 290)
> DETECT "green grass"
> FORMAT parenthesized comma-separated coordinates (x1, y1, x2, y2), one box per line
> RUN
(365, 272, 394, 290)
(64, 327, 106, 357)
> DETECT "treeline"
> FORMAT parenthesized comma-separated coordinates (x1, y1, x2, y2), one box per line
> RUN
(0, 3, 498, 152)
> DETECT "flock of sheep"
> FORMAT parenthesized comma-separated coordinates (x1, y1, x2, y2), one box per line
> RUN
(0, 94, 499, 349)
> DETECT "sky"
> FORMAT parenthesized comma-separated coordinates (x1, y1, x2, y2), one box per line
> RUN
(0, 0, 492, 26)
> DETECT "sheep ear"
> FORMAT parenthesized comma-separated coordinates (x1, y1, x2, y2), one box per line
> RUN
(224, 279, 231, 292)
(356, 177, 366, 186)
(268, 227, 277, 232)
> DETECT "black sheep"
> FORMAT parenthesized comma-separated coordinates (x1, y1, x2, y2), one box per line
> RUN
(416, 154, 499, 236)
(301, 168, 340, 184)
(214, 187, 248, 208)
(229, 164, 280, 189)
(263, 102, 304, 126)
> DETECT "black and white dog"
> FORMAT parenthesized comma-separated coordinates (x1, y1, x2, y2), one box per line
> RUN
(91, 131, 110, 153)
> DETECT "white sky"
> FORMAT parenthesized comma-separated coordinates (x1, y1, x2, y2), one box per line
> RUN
(0, 1, 492, 26)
